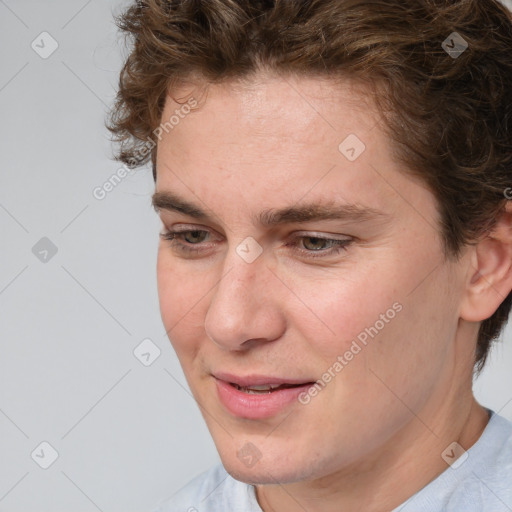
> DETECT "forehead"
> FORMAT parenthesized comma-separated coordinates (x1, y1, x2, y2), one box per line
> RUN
(162, 73, 379, 147)
(154, 73, 436, 230)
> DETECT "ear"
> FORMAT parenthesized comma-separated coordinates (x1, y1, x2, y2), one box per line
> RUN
(460, 202, 512, 322)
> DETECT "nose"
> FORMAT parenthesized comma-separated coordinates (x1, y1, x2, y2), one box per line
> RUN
(204, 247, 286, 351)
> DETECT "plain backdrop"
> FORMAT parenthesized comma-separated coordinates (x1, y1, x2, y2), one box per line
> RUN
(0, 1, 511, 511)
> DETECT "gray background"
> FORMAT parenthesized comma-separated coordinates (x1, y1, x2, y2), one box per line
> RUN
(0, 1, 511, 511)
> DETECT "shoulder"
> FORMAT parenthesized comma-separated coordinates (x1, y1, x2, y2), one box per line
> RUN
(152, 463, 262, 512)
(445, 412, 512, 511)
(472, 412, 512, 495)
(396, 411, 512, 512)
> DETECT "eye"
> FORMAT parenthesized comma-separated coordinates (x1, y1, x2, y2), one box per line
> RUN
(287, 235, 353, 259)
(160, 227, 354, 259)
(174, 230, 208, 244)
(159, 228, 212, 255)
(159, 228, 210, 245)
(301, 236, 338, 251)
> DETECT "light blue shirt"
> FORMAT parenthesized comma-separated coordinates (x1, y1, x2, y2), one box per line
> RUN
(154, 410, 512, 512)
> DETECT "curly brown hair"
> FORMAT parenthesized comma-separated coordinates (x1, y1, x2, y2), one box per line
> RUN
(107, 0, 512, 371)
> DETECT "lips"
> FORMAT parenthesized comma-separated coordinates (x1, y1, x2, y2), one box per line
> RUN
(214, 372, 313, 387)
(213, 372, 316, 419)
(230, 382, 310, 394)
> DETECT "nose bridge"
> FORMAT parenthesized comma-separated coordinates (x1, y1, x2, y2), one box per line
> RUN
(204, 246, 284, 350)
(220, 250, 261, 302)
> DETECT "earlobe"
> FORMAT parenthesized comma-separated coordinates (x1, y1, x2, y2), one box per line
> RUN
(460, 202, 512, 323)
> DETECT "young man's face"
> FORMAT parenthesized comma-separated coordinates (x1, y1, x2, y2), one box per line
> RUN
(154, 74, 474, 485)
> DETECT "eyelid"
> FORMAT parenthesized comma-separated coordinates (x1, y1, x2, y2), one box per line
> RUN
(161, 224, 221, 239)
(163, 222, 215, 232)
(292, 230, 352, 241)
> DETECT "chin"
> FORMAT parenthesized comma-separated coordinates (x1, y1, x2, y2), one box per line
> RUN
(224, 463, 301, 486)
(220, 450, 320, 486)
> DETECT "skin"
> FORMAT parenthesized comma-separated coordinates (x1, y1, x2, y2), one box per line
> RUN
(153, 72, 512, 511)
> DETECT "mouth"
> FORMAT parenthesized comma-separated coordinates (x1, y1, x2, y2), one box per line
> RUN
(213, 373, 316, 419)
(228, 382, 313, 394)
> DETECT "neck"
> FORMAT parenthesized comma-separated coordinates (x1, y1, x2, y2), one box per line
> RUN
(256, 390, 489, 512)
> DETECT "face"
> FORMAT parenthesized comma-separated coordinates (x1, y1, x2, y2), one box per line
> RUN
(154, 73, 470, 485)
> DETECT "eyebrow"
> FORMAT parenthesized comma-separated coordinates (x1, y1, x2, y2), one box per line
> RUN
(151, 190, 389, 227)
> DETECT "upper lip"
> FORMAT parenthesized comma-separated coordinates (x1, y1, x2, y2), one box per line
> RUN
(213, 372, 315, 387)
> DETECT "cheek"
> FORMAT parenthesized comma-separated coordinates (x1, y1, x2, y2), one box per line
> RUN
(293, 250, 456, 380)
(285, 264, 402, 362)
(358, 263, 462, 404)
(156, 253, 209, 355)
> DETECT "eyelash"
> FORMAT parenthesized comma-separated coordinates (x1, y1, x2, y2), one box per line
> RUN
(159, 229, 352, 259)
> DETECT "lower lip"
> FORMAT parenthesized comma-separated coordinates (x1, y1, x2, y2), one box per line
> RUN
(215, 379, 313, 419)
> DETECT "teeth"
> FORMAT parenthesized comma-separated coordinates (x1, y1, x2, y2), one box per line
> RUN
(233, 383, 284, 393)
(247, 384, 281, 391)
